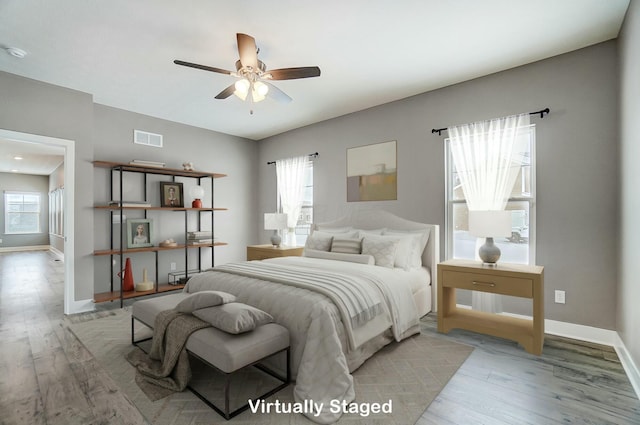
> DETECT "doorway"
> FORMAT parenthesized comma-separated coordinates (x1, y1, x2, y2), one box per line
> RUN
(0, 129, 76, 314)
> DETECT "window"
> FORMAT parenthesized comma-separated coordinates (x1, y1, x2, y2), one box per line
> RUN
(445, 125, 536, 264)
(277, 161, 313, 246)
(49, 187, 64, 237)
(4, 191, 41, 234)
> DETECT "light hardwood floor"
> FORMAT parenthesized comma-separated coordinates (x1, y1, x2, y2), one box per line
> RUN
(1, 250, 639, 424)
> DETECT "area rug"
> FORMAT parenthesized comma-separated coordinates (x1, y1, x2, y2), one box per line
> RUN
(69, 310, 473, 425)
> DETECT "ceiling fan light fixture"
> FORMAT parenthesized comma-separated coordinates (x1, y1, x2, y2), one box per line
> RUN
(233, 78, 250, 100)
(254, 81, 269, 97)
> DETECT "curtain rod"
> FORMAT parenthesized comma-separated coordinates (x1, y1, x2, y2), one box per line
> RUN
(431, 108, 550, 136)
(267, 152, 319, 165)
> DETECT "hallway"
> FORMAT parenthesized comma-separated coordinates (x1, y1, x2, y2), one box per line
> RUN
(0, 250, 146, 425)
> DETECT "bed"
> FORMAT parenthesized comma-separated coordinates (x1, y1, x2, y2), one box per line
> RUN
(184, 210, 439, 423)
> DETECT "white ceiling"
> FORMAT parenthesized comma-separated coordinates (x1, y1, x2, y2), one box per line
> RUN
(0, 0, 630, 173)
(0, 138, 64, 175)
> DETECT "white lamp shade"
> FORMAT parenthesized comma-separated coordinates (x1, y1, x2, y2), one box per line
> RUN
(469, 210, 512, 238)
(264, 213, 288, 230)
(189, 185, 205, 199)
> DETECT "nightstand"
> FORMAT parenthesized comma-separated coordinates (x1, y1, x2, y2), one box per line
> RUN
(246, 244, 304, 261)
(437, 259, 544, 355)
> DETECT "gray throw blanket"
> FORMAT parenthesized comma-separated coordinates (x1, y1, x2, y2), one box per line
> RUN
(127, 309, 210, 401)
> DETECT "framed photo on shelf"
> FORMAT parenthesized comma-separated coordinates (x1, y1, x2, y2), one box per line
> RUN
(160, 181, 184, 207)
(127, 218, 153, 248)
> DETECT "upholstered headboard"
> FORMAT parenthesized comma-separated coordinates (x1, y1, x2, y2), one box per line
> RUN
(313, 210, 440, 312)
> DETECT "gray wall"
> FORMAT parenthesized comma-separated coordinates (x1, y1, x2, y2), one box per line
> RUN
(0, 172, 50, 247)
(0, 71, 94, 300)
(0, 70, 259, 303)
(618, 0, 640, 375)
(259, 41, 620, 330)
(92, 105, 258, 293)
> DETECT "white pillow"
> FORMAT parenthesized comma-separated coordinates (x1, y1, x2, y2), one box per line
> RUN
(304, 249, 375, 265)
(192, 302, 273, 334)
(331, 237, 363, 254)
(362, 236, 399, 268)
(305, 231, 334, 251)
(384, 229, 431, 269)
(175, 291, 236, 313)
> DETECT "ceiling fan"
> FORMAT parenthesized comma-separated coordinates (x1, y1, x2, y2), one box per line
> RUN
(174, 33, 321, 110)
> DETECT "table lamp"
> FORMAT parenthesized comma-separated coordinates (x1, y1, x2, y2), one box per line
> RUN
(469, 210, 512, 265)
(264, 213, 288, 247)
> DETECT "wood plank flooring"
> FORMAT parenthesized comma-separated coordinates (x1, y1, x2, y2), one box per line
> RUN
(417, 316, 640, 424)
(1, 250, 639, 424)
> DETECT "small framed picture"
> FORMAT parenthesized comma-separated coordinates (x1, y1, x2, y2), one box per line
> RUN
(160, 182, 184, 208)
(127, 218, 153, 248)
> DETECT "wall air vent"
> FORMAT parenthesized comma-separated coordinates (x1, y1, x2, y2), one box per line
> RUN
(134, 130, 163, 148)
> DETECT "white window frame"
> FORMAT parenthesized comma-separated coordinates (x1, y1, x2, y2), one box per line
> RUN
(4, 191, 42, 234)
(444, 124, 536, 265)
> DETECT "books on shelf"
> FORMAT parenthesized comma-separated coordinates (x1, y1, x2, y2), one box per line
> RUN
(109, 200, 152, 207)
(129, 159, 166, 168)
(187, 231, 214, 239)
(187, 239, 216, 245)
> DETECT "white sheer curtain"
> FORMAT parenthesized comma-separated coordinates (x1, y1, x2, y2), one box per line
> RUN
(449, 113, 530, 312)
(276, 155, 309, 246)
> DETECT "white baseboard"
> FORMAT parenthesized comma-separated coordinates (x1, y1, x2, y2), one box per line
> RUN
(66, 298, 95, 315)
(0, 245, 50, 252)
(543, 318, 618, 346)
(49, 246, 64, 261)
(614, 334, 640, 401)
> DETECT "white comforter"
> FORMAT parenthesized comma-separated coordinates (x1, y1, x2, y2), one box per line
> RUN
(184, 256, 420, 424)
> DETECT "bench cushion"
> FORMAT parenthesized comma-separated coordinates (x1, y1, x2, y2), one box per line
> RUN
(132, 293, 190, 327)
(132, 294, 290, 374)
(186, 323, 289, 373)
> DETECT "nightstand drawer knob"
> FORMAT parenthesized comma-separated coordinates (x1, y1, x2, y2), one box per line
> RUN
(472, 280, 496, 287)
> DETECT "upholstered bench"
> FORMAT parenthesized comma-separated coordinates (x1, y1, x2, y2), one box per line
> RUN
(131, 293, 291, 420)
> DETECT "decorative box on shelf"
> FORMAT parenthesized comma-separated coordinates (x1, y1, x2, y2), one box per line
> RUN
(168, 269, 202, 285)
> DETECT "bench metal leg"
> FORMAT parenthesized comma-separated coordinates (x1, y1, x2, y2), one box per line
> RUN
(187, 347, 291, 420)
(131, 316, 152, 348)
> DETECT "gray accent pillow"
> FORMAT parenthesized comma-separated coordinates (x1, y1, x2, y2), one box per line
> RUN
(304, 231, 334, 251)
(193, 303, 274, 334)
(175, 290, 236, 313)
(331, 237, 363, 254)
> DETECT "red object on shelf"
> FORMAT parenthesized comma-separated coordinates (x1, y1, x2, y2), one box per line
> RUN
(117, 258, 135, 292)
(192, 198, 203, 208)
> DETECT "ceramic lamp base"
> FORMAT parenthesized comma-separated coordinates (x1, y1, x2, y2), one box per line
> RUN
(479, 237, 501, 265)
(192, 199, 202, 208)
(270, 231, 281, 247)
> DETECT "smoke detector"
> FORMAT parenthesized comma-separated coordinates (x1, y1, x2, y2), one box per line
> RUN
(5, 47, 27, 58)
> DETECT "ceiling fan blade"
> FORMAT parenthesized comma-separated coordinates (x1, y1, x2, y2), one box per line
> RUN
(267, 66, 321, 80)
(263, 81, 292, 103)
(237, 33, 258, 70)
(214, 84, 236, 99)
(174, 60, 233, 75)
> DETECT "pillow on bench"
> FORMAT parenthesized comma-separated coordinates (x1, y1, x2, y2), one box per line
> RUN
(193, 302, 273, 334)
(175, 290, 236, 313)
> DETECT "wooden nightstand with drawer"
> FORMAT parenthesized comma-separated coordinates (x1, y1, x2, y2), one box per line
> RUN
(437, 259, 545, 355)
(246, 245, 304, 261)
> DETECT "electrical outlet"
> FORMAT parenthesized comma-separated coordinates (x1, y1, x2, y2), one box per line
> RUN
(0, 238, 3, 243)
(170, 262, 177, 271)
(554, 290, 566, 304)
